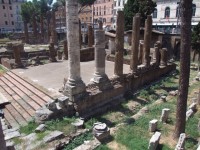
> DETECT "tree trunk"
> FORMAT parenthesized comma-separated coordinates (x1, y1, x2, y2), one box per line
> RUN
(40, 14, 44, 42)
(24, 21, 29, 43)
(174, 0, 192, 139)
(51, 11, 57, 44)
(32, 16, 37, 38)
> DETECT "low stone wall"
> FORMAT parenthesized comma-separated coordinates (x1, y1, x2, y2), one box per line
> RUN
(80, 47, 94, 62)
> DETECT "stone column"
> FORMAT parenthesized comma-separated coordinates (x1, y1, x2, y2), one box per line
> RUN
(109, 37, 116, 54)
(153, 41, 161, 66)
(0, 121, 6, 150)
(160, 48, 168, 68)
(49, 42, 57, 62)
(88, 25, 94, 47)
(143, 15, 152, 67)
(130, 13, 140, 73)
(114, 11, 124, 76)
(91, 22, 111, 90)
(138, 40, 144, 65)
(64, 0, 86, 101)
(63, 40, 68, 60)
(13, 43, 23, 67)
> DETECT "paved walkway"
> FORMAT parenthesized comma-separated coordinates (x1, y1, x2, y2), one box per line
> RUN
(13, 60, 130, 92)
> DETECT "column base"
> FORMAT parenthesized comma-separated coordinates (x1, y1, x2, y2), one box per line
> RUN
(90, 74, 113, 91)
(64, 78, 86, 102)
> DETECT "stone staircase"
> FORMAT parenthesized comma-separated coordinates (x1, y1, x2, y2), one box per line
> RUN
(0, 70, 57, 128)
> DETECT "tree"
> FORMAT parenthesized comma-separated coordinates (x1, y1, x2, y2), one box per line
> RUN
(21, 2, 32, 43)
(124, 0, 156, 30)
(174, 0, 192, 139)
(191, 22, 200, 70)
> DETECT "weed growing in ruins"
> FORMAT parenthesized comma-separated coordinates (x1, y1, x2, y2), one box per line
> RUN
(20, 120, 38, 135)
(85, 118, 98, 129)
(95, 144, 111, 150)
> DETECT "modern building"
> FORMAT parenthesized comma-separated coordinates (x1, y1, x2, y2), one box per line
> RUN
(0, 0, 25, 33)
(79, 6, 92, 25)
(152, 0, 200, 33)
(92, 0, 114, 30)
(55, 5, 66, 33)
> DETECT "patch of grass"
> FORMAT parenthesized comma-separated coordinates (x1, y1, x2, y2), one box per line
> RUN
(85, 118, 98, 129)
(20, 120, 38, 135)
(139, 89, 149, 99)
(36, 132, 49, 141)
(63, 132, 93, 150)
(186, 113, 200, 138)
(95, 144, 111, 150)
(12, 137, 24, 145)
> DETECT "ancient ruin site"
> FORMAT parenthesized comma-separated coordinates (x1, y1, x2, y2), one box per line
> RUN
(0, 0, 200, 150)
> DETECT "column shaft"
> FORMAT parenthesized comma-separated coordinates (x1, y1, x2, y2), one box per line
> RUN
(114, 11, 124, 76)
(88, 25, 93, 47)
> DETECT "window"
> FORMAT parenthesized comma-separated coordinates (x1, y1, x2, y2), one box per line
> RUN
(9, 6, 12, 10)
(152, 8, 157, 18)
(5, 21, 8, 25)
(99, 6, 101, 15)
(104, 6, 106, 15)
(192, 4, 196, 16)
(12, 21, 14, 25)
(3, 5, 5, 9)
(165, 7, 170, 18)
(118, 0, 120, 6)
(176, 6, 180, 18)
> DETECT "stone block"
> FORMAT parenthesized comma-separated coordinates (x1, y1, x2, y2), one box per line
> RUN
(35, 124, 46, 133)
(175, 133, 186, 150)
(148, 131, 161, 150)
(160, 108, 170, 123)
(92, 122, 110, 142)
(35, 107, 54, 123)
(71, 118, 84, 129)
(186, 109, 194, 120)
(45, 100, 57, 111)
(43, 130, 64, 143)
(188, 103, 197, 111)
(149, 119, 158, 132)
(58, 96, 69, 109)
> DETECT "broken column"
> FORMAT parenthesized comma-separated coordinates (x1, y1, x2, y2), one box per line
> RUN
(91, 21, 111, 90)
(93, 122, 110, 142)
(114, 11, 124, 77)
(49, 42, 57, 62)
(153, 41, 161, 66)
(143, 15, 152, 67)
(88, 25, 94, 47)
(63, 40, 68, 60)
(175, 133, 186, 150)
(148, 131, 161, 150)
(130, 13, 140, 73)
(149, 119, 158, 132)
(109, 37, 116, 54)
(160, 108, 170, 123)
(160, 48, 168, 68)
(186, 109, 194, 120)
(64, 0, 86, 102)
(13, 43, 24, 67)
(138, 40, 144, 65)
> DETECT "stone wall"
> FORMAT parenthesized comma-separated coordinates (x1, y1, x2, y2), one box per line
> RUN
(80, 47, 94, 62)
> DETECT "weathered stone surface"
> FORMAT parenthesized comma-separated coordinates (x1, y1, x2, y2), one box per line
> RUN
(188, 102, 197, 111)
(149, 119, 158, 132)
(4, 130, 20, 140)
(35, 124, 46, 133)
(138, 40, 144, 65)
(153, 41, 161, 66)
(143, 15, 152, 67)
(93, 122, 110, 142)
(130, 13, 140, 73)
(160, 48, 168, 68)
(46, 100, 57, 111)
(63, 40, 68, 60)
(186, 109, 194, 120)
(71, 118, 84, 129)
(88, 25, 94, 47)
(175, 133, 186, 150)
(73, 138, 101, 150)
(35, 107, 54, 123)
(169, 90, 178, 96)
(58, 96, 69, 108)
(148, 131, 161, 150)
(49, 42, 57, 62)
(114, 11, 124, 76)
(161, 95, 167, 102)
(160, 108, 170, 123)
(43, 130, 64, 143)
(109, 37, 115, 54)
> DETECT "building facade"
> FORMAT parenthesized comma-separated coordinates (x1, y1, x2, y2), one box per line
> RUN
(92, 0, 114, 30)
(0, 0, 25, 33)
(152, 0, 200, 33)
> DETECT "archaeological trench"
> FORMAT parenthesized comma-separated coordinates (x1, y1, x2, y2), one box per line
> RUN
(0, 0, 179, 149)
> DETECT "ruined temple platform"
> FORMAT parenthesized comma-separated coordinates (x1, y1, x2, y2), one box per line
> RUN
(12, 60, 130, 92)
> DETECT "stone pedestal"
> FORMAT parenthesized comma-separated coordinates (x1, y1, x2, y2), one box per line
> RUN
(160, 48, 168, 68)
(63, 40, 68, 60)
(13, 43, 24, 67)
(175, 133, 186, 150)
(82, 33, 86, 43)
(138, 40, 144, 65)
(149, 119, 158, 132)
(114, 11, 124, 77)
(143, 15, 152, 67)
(49, 42, 57, 62)
(91, 28, 112, 91)
(88, 25, 94, 47)
(64, 0, 86, 103)
(160, 108, 170, 123)
(148, 132, 161, 150)
(153, 41, 161, 66)
(92, 122, 110, 142)
(130, 13, 140, 73)
(109, 37, 116, 54)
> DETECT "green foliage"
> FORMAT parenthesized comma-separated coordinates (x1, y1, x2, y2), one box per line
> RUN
(20, 120, 38, 134)
(192, 22, 200, 53)
(124, 0, 156, 30)
(21, 2, 34, 23)
(95, 145, 111, 150)
(85, 118, 98, 129)
(64, 132, 93, 150)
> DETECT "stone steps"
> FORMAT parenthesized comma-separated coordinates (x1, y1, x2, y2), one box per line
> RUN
(0, 71, 55, 128)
